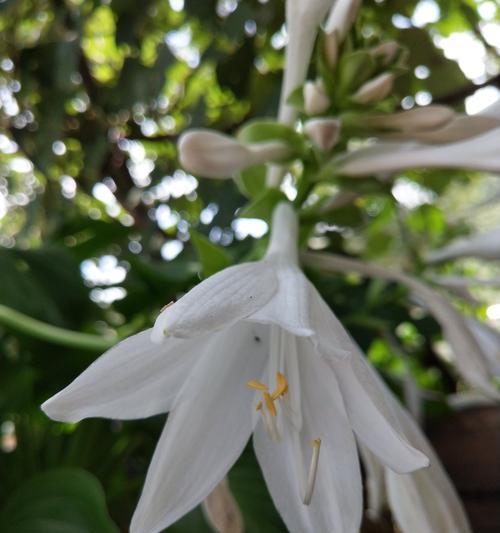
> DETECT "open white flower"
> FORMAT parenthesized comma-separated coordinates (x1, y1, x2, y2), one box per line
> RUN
(43, 202, 428, 533)
(360, 357, 472, 533)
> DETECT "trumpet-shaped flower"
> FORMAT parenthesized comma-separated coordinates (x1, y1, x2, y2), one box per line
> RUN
(360, 356, 472, 533)
(42, 203, 428, 533)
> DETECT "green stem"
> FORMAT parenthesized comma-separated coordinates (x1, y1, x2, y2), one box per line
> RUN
(0, 304, 115, 351)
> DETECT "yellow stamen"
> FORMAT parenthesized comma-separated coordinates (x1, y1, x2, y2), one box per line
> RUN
(246, 380, 269, 392)
(271, 372, 288, 399)
(263, 392, 277, 417)
(303, 438, 321, 505)
(255, 401, 262, 411)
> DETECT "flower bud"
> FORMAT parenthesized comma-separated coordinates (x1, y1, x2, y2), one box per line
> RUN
(369, 41, 400, 66)
(352, 72, 394, 104)
(324, 0, 361, 43)
(324, 29, 339, 68)
(178, 129, 291, 178)
(303, 80, 331, 115)
(304, 117, 341, 151)
(364, 106, 455, 132)
(202, 478, 244, 533)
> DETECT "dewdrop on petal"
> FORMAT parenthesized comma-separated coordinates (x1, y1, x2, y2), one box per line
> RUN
(352, 73, 394, 104)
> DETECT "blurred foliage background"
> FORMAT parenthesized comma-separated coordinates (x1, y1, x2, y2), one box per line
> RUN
(0, 0, 499, 531)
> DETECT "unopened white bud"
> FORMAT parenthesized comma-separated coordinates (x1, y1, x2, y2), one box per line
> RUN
(324, 0, 361, 43)
(370, 41, 400, 66)
(324, 29, 339, 68)
(352, 73, 394, 104)
(178, 129, 291, 178)
(304, 118, 341, 151)
(303, 80, 331, 115)
(365, 105, 455, 132)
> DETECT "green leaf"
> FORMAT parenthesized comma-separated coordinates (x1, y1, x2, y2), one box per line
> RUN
(0, 468, 119, 533)
(238, 188, 287, 221)
(336, 50, 376, 96)
(190, 230, 232, 278)
(237, 120, 305, 155)
(233, 164, 266, 198)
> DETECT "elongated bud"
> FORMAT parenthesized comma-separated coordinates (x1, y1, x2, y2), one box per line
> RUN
(324, 29, 339, 68)
(202, 478, 244, 533)
(266, 202, 299, 263)
(352, 72, 394, 104)
(304, 117, 341, 151)
(178, 130, 291, 178)
(369, 41, 401, 66)
(364, 106, 455, 132)
(303, 80, 331, 115)
(324, 0, 361, 42)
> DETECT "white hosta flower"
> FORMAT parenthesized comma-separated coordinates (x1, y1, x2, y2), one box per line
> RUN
(334, 99, 500, 176)
(178, 130, 291, 178)
(361, 359, 472, 533)
(43, 203, 428, 533)
(426, 227, 500, 263)
(302, 252, 500, 398)
(279, 0, 335, 124)
(352, 72, 394, 104)
(303, 80, 331, 115)
(304, 117, 341, 151)
(324, 0, 361, 42)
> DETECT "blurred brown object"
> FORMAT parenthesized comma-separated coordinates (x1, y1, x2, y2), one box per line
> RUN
(428, 406, 500, 533)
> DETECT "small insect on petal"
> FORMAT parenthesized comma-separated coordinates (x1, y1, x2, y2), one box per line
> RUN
(303, 438, 322, 505)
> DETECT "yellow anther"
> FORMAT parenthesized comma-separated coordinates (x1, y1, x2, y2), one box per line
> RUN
(255, 401, 263, 412)
(263, 392, 277, 417)
(247, 380, 269, 392)
(271, 372, 288, 399)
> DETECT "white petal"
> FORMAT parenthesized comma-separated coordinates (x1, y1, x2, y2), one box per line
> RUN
(42, 330, 199, 422)
(328, 352, 429, 474)
(249, 263, 314, 337)
(254, 337, 362, 533)
(308, 281, 357, 359)
(151, 261, 278, 341)
(386, 400, 472, 532)
(426, 227, 500, 263)
(335, 127, 500, 175)
(130, 322, 269, 533)
(302, 252, 499, 397)
(359, 445, 386, 520)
